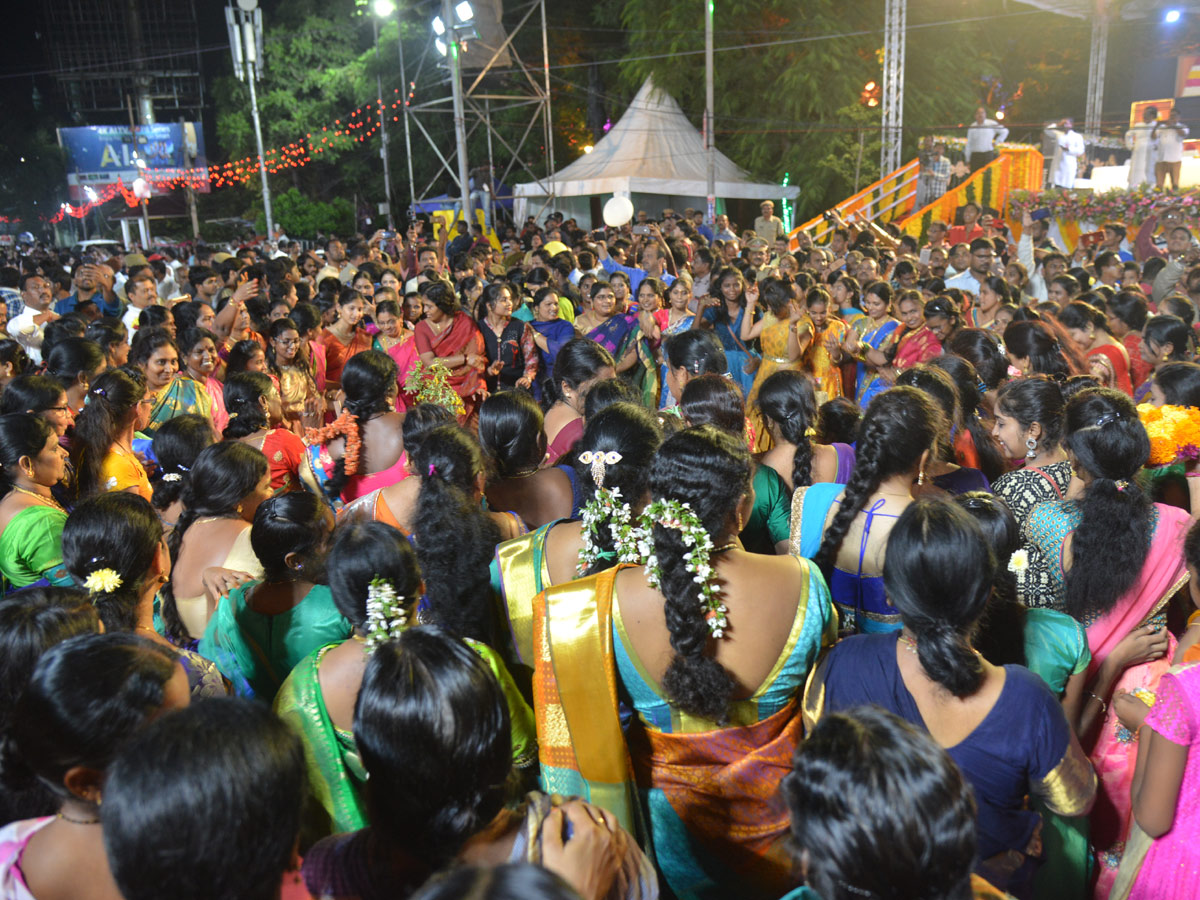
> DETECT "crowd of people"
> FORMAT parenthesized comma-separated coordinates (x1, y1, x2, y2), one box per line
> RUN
(1, 194, 1200, 900)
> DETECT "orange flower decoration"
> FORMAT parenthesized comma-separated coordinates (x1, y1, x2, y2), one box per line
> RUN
(306, 410, 363, 476)
(1136, 403, 1200, 467)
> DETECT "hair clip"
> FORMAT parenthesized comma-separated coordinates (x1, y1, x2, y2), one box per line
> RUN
(578, 450, 622, 487)
(1093, 412, 1121, 428)
(161, 473, 182, 483)
(427, 463, 436, 477)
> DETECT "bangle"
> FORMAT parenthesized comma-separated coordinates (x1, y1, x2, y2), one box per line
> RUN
(1086, 691, 1108, 714)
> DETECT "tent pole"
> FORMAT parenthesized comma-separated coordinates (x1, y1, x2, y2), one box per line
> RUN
(705, 0, 715, 225)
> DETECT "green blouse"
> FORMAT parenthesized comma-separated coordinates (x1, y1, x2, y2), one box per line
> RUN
(0, 504, 70, 591)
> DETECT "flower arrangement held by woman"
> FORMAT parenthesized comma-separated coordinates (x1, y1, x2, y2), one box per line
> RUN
(413, 280, 486, 426)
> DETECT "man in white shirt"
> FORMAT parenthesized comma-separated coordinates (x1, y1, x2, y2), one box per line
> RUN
(1155, 108, 1190, 190)
(7, 273, 57, 364)
(1125, 105, 1159, 188)
(966, 107, 1008, 171)
(1046, 118, 1085, 189)
(121, 270, 159, 341)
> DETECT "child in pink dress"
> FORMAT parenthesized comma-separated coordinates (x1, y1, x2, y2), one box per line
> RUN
(1126, 662, 1200, 898)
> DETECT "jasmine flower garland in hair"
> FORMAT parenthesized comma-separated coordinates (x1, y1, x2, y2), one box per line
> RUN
(639, 498, 729, 639)
(364, 577, 409, 652)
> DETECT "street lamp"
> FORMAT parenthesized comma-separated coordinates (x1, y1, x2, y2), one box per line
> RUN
(226, 0, 274, 241)
(371, 4, 396, 230)
(435, 0, 476, 229)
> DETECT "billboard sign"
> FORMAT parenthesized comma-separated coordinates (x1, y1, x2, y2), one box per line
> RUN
(58, 123, 210, 202)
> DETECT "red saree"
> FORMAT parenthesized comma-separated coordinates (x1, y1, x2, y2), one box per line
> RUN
(1087, 344, 1133, 396)
(893, 324, 942, 372)
(414, 312, 486, 424)
(318, 328, 372, 386)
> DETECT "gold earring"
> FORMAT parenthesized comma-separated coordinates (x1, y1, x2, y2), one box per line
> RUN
(735, 511, 744, 533)
(236, 504, 243, 516)
(917, 469, 926, 486)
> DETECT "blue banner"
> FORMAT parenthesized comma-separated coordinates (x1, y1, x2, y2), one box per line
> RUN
(58, 123, 210, 201)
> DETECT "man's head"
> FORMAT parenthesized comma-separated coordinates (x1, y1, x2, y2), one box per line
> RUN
(830, 228, 849, 253)
(126, 271, 158, 309)
(1042, 252, 1068, 281)
(324, 239, 346, 264)
(188, 266, 222, 301)
(1167, 107, 1182, 124)
(1030, 218, 1051, 241)
(1167, 225, 1193, 256)
(760, 201, 775, 219)
(928, 221, 948, 244)
(417, 247, 439, 272)
(693, 247, 714, 275)
(948, 243, 971, 272)
(1143, 105, 1159, 124)
(18, 272, 51, 311)
(1102, 223, 1126, 249)
(974, 107, 986, 124)
(1060, 117, 1074, 131)
(715, 214, 730, 230)
(746, 238, 769, 269)
(347, 243, 370, 267)
(635, 210, 648, 224)
(1095, 251, 1121, 283)
(932, 142, 946, 158)
(968, 238, 995, 278)
(961, 203, 981, 225)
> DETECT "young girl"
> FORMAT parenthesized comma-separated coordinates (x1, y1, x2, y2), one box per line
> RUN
(1117, 519, 1200, 899)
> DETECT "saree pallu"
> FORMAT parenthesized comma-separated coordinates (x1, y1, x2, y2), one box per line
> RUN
(1087, 345, 1133, 397)
(414, 312, 486, 424)
(893, 324, 942, 371)
(147, 375, 214, 434)
(533, 566, 812, 900)
(655, 312, 695, 408)
(701, 306, 757, 397)
(318, 327, 372, 386)
(805, 319, 847, 402)
(589, 314, 659, 408)
(746, 316, 802, 452)
(491, 519, 565, 667)
(1083, 503, 1190, 899)
(855, 319, 901, 409)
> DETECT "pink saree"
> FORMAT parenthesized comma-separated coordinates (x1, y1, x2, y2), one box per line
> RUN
(1085, 503, 1191, 898)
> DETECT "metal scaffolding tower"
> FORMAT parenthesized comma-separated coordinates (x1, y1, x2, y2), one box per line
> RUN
(1084, 10, 1109, 140)
(880, 0, 906, 174)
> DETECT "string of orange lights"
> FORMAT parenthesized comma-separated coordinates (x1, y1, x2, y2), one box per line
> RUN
(48, 86, 414, 225)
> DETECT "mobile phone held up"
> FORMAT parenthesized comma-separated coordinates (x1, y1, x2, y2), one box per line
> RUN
(1029, 208, 1052, 222)
(632, 225, 651, 236)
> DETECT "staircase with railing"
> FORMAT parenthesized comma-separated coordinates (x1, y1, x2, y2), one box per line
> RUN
(789, 146, 1044, 248)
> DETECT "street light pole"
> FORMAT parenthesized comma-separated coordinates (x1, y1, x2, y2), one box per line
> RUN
(373, 15, 395, 230)
(227, 0, 273, 241)
(704, 0, 715, 226)
(443, 0, 473, 229)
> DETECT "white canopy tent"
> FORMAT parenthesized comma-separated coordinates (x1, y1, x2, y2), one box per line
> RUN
(513, 77, 798, 225)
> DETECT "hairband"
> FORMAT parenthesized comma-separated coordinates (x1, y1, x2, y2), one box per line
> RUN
(1093, 412, 1122, 428)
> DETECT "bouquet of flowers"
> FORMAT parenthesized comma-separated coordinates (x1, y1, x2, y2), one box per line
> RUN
(1136, 403, 1200, 467)
(404, 359, 465, 417)
(1008, 186, 1200, 226)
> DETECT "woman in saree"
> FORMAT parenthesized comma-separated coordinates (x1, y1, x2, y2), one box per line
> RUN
(413, 280, 486, 427)
(130, 327, 210, 436)
(492, 402, 662, 668)
(695, 266, 758, 397)
(318, 287, 373, 389)
(841, 281, 901, 410)
(61, 492, 226, 698)
(804, 498, 1096, 898)
(802, 287, 847, 402)
(223, 373, 316, 495)
(301, 626, 653, 900)
(757, 370, 855, 493)
(266, 317, 323, 434)
(274, 521, 536, 842)
(791, 387, 942, 635)
(1059, 300, 1134, 396)
(653, 274, 695, 408)
(1103, 290, 1151, 394)
(579, 281, 657, 408)
(199, 491, 348, 702)
(0, 414, 72, 593)
(529, 287, 576, 402)
(895, 366, 992, 495)
(532, 426, 835, 900)
(160, 441, 271, 646)
(1133, 314, 1191, 404)
(543, 338, 616, 467)
(1023, 388, 1191, 898)
(306, 351, 408, 506)
(477, 282, 538, 394)
(742, 278, 810, 452)
(71, 368, 154, 502)
(177, 327, 229, 434)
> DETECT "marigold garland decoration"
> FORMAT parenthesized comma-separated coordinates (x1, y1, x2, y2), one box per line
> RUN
(305, 410, 362, 475)
(1136, 403, 1200, 467)
(404, 359, 465, 417)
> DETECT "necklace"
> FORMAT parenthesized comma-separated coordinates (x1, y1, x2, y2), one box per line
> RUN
(135, 625, 160, 637)
(56, 810, 100, 825)
(899, 633, 919, 655)
(11, 484, 65, 512)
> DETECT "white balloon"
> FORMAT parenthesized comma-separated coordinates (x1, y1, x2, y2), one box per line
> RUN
(131, 177, 153, 200)
(603, 195, 634, 228)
